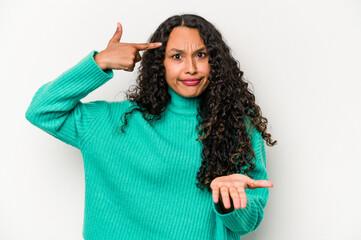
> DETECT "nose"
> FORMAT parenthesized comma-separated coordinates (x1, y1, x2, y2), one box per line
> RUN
(185, 57, 197, 75)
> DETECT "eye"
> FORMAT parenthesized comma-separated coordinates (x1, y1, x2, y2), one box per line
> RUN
(197, 52, 207, 58)
(172, 54, 182, 60)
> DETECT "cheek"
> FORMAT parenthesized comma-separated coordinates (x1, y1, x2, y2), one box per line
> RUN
(165, 63, 181, 79)
(197, 58, 210, 73)
(163, 61, 171, 79)
(202, 63, 211, 76)
(164, 64, 176, 83)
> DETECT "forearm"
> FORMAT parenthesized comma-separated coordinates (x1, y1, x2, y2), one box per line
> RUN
(26, 51, 112, 120)
(25, 50, 113, 148)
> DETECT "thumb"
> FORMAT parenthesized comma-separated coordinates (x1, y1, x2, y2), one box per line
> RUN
(110, 22, 122, 43)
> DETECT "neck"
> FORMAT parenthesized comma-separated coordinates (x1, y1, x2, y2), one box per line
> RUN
(166, 87, 200, 117)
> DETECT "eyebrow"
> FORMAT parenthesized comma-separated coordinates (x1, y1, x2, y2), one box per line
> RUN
(167, 47, 207, 53)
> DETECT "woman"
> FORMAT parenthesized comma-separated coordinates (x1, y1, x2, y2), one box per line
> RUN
(26, 14, 276, 240)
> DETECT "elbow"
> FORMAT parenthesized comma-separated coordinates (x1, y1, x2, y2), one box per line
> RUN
(25, 106, 36, 125)
(25, 104, 46, 128)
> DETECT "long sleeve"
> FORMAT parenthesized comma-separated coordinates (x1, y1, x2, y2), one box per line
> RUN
(212, 128, 270, 236)
(25, 50, 114, 149)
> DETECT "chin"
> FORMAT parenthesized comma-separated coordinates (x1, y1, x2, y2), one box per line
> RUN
(170, 81, 208, 98)
(179, 89, 203, 98)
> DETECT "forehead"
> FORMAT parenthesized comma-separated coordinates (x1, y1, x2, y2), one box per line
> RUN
(165, 27, 205, 49)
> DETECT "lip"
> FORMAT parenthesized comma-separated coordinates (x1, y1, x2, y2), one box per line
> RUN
(181, 78, 202, 81)
(181, 78, 202, 86)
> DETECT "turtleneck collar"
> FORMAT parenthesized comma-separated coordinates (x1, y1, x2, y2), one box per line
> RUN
(167, 87, 200, 117)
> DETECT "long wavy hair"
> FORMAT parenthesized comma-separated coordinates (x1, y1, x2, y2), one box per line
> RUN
(115, 14, 277, 193)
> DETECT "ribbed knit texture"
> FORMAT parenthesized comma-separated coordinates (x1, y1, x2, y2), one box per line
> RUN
(25, 50, 270, 240)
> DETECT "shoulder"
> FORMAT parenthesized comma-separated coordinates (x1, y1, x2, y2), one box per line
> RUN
(107, 99, 137, 113)
(99, 100, 140, 121)
(243, 119, 264, 153)
(80, 99, 136, 118)
(244, 118, 262, 141)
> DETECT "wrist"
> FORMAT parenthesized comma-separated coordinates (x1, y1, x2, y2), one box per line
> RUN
(94, 52, 108, 71)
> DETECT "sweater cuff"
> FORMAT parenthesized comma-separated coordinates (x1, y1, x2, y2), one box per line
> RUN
(53, 50, 115, 96)
(83, 50, 114, 78)
(211, 196, 259, 233)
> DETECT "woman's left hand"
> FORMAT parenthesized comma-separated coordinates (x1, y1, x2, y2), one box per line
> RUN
(210, 173, 274, 210)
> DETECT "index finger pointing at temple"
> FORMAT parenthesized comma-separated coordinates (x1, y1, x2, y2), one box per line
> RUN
(133, 42, 162, 51)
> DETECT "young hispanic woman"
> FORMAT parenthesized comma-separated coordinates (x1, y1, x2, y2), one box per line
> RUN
(26, 14, 277, 240)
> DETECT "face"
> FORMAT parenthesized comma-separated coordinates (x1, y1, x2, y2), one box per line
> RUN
(163, 26, 210, 98)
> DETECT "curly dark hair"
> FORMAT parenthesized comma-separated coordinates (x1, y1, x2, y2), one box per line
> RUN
(114, 14, 277, 193)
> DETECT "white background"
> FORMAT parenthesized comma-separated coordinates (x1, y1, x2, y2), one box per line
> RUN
(1, 0, 361, 239)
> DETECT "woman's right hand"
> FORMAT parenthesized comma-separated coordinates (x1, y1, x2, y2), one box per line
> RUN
(94, 22, 162, 71)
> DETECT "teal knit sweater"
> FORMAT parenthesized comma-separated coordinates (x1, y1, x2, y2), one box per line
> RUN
(25, 50, 270, 240)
